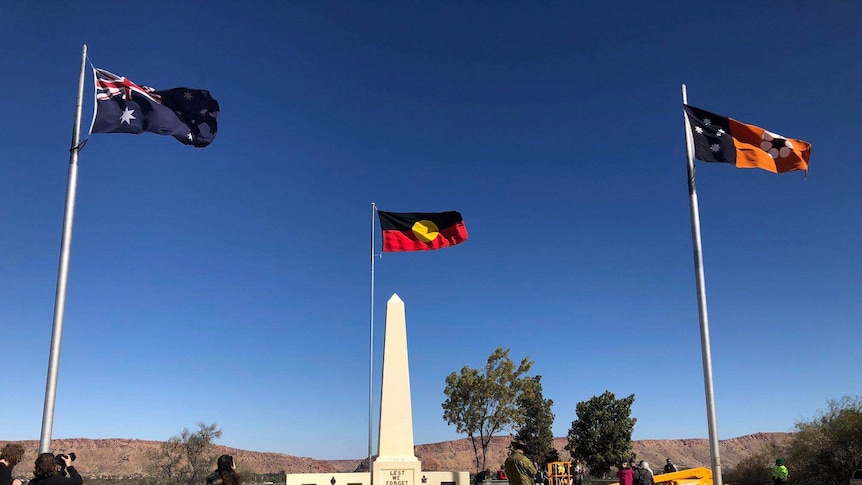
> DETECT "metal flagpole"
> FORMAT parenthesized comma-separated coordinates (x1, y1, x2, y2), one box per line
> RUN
(681, 84, 723, 485)
(39, 44, 88, 454)
(369, 202, 377, 481)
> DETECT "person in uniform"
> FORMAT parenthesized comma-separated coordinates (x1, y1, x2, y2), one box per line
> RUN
(504, 441, 536, 485)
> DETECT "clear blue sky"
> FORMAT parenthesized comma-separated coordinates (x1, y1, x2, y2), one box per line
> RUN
(1, 2, 859, 461)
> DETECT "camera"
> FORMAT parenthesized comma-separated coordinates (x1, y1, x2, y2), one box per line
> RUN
(55, 452, 76, 476)
(55, 452, 76, 465)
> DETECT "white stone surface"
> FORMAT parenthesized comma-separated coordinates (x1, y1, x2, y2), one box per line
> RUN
(376, 293, 417, 462)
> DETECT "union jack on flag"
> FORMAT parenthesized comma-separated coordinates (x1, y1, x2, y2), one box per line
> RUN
(89, 67, 219, 148)
(94, 68, 162, 104)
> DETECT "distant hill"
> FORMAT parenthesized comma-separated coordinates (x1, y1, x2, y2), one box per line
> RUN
(0, 433, 792, 479)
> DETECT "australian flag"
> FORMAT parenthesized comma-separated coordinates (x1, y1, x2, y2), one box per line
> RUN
(90, 68, 219, 148)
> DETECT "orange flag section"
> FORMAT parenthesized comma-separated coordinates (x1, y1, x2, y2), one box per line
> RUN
(728, 118, 811, 174)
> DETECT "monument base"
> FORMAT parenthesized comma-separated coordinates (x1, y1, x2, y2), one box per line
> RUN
(374, 459, 422, 485)
(284, 470, 470, 485)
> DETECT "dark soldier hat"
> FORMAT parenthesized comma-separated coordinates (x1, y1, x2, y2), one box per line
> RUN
(510, 440, 527, 451)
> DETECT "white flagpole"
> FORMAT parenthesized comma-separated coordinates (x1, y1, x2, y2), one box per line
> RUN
(369, 202, 377, 480)
(681, 84, 723, 485)
(39, 44, 88, 453)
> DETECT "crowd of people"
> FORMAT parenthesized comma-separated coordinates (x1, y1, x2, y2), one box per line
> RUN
(483, 442, 793, 485)
(614, 461, 655, 485)
(0, 444, 239, 485)
(0, 445, 82, 485)
(474, 449, 589, 485)
(474, 448, 686, 485)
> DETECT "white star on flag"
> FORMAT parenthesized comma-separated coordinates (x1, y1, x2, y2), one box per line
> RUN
(187, 133, 193, 141)
(703, 118, 712, 127)
(119, 107, 136, 124)
(716, 128, 725, 137)
(695, 126, 703, 134)
(710, 143, 720, 153)
(184, 91, 193, 100)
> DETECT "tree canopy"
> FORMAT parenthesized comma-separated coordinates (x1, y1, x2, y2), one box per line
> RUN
(566, 391, 636, 478)
(147, 422, 222, 485)
(786, 394, 862, 485)
(443, 347, 534, 473)
(515, 376, 559, 466)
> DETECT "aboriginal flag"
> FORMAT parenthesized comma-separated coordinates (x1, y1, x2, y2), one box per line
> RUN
(684, 104, 810, 174)
(378, 210, 468, 252)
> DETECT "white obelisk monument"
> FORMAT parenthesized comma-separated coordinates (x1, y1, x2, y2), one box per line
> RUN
(373, 294, 422, 485)
(284, 293, 467, 485)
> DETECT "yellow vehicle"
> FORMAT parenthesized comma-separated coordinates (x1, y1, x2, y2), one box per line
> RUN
(547, 462, 572, 485)
(653, 467, 713, 485)
(610, 467, 714, 485)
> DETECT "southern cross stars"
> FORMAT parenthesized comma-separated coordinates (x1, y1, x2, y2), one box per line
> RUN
(119, 107, 136, 124)
(183, 91, 193, 100)
(710, 143, 721, 153)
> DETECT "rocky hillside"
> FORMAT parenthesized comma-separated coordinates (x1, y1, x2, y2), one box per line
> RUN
(0, 433, 791, 479)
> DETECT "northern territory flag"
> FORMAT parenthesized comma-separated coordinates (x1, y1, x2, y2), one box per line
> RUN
(684, 104, 810, 174)
(378, 210, 468, 252)
(90, 68, 219, 147)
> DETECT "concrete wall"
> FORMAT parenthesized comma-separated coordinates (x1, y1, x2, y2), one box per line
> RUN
(286, 472, 370, 485)
(285, 471, 470, 485)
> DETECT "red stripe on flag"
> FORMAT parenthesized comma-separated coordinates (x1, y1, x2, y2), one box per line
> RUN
(382, 221, 468, 252)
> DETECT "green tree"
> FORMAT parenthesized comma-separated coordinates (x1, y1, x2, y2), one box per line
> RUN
(443, 347, 534, 473)
(515, 376, 559, 466)
(147, 422, 222, 485)
(724, 449, 777, 485)
(786, 394, 862, 485)
(565, 391, 636, 478)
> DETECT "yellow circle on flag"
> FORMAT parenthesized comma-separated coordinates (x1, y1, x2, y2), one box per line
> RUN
(412, 220, 439, 242)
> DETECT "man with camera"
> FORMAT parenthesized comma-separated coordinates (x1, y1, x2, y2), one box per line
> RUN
(31, 453, 82, 485)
